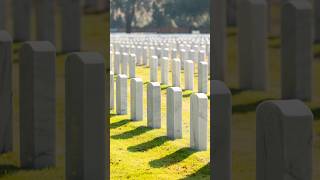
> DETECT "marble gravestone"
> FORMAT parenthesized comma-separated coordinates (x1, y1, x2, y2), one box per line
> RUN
(20, 41, 56, 168)
(281, 0, 312, 100)
(35, 0, 55, 45)
(65, 52, 106, 180)
(61, 0, 81, 52)
(172, 49, 177, 59)
(110, 71, 114, 110)
(198, 61, 208, 94)
(315, 0, 320, 42)
(130, 78, 143, 121)
(12, 0, 32, 41)
(114, 51, 121, 75)
(184, 60, 194, 90)
(237, 0, 268, 90)
(167, 87, 182, 139)
(121, 53, 128, 76)
(129, 54, 136, 78)
(150, 56, 158, 82)
(172, 58, 181, 87)
(116, 74, 128, 115)
(256, 100, 313, 180)
(0, 31, 12, 153)
(211, 80, 232, 180)
(227, 0, 237, 26)
(143, 47, 148, 66)
(190, 93, 208, 151)
(161, 57, 169, 85)
(212, 0, 227, 80)
(180, 49, 186, 69)
(147, 82, 161, 129)
(0, 0, 5, 29)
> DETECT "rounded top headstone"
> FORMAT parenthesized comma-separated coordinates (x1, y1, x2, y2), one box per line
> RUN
(66, 52, 104, 65)
(283, 0, 312, 10)
(257, 100, 313, 118)
(22, 41, 56, 52)
(211, 80, 231, 96)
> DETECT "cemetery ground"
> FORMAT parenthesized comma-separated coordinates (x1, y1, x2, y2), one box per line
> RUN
(0, 12, 107, 179)
(110, 29, 320, 179)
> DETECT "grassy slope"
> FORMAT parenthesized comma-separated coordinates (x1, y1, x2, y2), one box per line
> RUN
(0, 12, 108, 180)
(110, 31, 320, 180)
(110, 64, 211, 179)
(226, 28, 320, 179)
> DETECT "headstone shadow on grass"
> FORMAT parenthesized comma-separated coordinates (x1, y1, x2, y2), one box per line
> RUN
(180, 163, 210, 180)
(232, 98, 274, 114)
(111, 126, 152, 139)
(149, 147, 196, 168)
(110, 119, 131, 129)
(182, 90, 193, 98)
(0, 164, 22, 178)
(229, 88, 245, 96)
(161, 85, 170, 90)
(127, 136, 170, 152)
(312, 108, 320, 121)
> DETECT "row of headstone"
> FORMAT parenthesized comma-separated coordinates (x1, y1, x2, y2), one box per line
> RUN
(111, 72, 209, 151)
(214, 0, 314, 101)
(0, 0, 82, 53)
(211, 80, 313, 180)
(228, 0, 320, 40)
(0, 31, 106, 180)
(112, 51, 209, 94)
(110, 33, 210, 75)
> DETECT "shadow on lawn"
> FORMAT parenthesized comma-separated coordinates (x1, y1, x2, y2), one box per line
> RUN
(149, 147, 196, 168)
(111, 126, 152, 139)
(233, 98, 274, 114)
(182, 90, 193, 98)
(110, 119, 131, 129)
(181, 163, 210, 180)
(230, 88, 245, 96)
(312, 108, 320, 121)
(161, 85, 170, 90)
(127, 136, 170, 152)
(0, 164, 21, 178)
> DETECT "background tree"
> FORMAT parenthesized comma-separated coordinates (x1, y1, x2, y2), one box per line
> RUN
(110, 0, 210, 32)
(164, 0, 209, 31)
(110, 0, 152, 33)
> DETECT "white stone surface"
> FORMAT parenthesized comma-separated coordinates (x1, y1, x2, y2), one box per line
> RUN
(116, 74, 127, 115)
(172, 58, 181, 87)
(121, 53, 128, 75)
(190, 93, 208, 151)
(256, 99, 313, 180)
(129, 54, 136, 78)
(130, 78, 143, 121)
(114, 51, 120, 74)
(167, 87, 182, 139)
(150, 56, 158, 82)
(161, 57, 169, 85)
(198, 61, 208, 93)
(184, 60, 194, 90)
(110, 71, 114, 109)
(147, 82, 161, 128)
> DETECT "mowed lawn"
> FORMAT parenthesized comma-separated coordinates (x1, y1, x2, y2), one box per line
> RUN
(110, 62, 211, 179)
(0, 12, 108, 180)
(110, 31, 320, 179)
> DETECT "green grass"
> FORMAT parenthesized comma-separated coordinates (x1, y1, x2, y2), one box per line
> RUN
(111, 30, 320, 180)
(0, 12, 108, 180)
(225, 27, 320, 179)
(110, 63, 211, 179)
